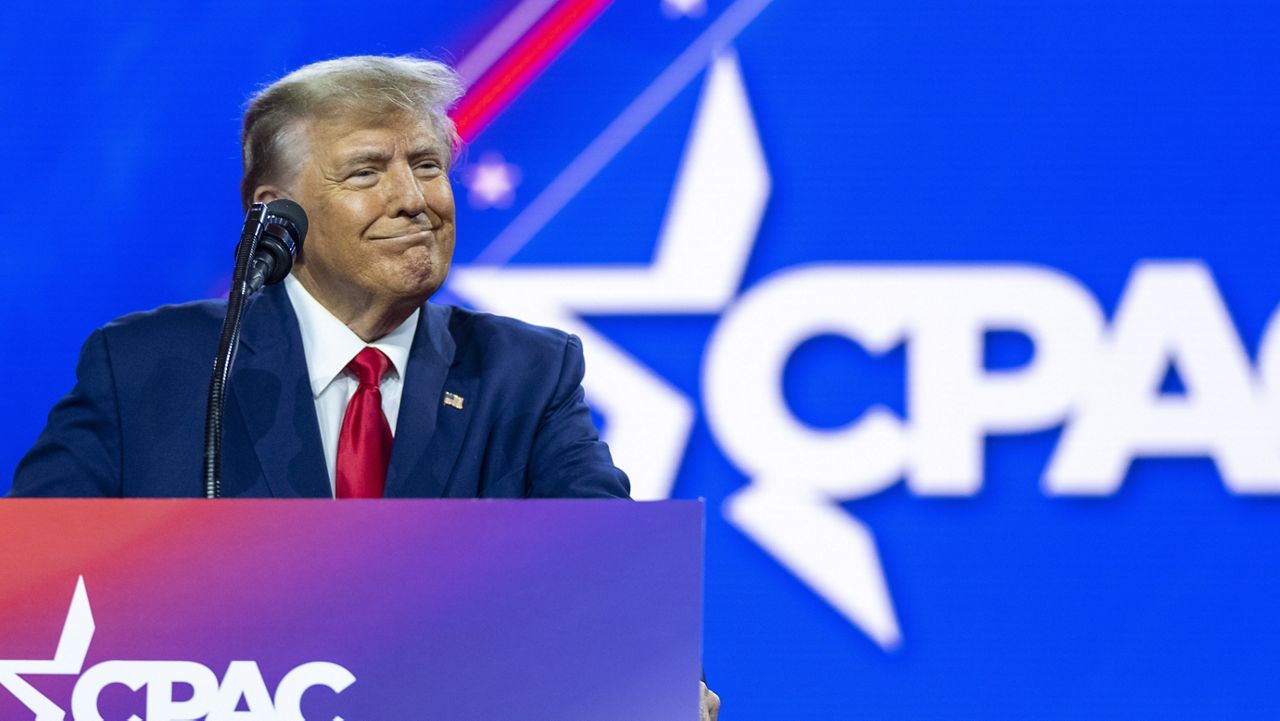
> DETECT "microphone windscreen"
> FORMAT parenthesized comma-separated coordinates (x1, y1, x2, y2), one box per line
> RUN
(265, 199, 308, 246)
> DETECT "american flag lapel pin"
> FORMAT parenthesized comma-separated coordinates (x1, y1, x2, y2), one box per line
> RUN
(443, 391, 465, 410)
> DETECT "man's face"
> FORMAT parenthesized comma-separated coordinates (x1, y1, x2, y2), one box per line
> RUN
(281, 111, 456, 318)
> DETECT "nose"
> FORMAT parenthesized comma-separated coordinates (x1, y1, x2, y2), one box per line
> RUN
(384, 162, 429, 219)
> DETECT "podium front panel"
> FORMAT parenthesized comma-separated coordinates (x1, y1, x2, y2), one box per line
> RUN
(0, 499, 703, 720)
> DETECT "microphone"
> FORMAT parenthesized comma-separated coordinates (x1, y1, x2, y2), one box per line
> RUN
(203, 198, 308, 498)
(246, 199, 308, 295)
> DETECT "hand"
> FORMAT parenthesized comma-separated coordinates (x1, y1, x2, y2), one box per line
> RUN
(700, 681, 721, 721)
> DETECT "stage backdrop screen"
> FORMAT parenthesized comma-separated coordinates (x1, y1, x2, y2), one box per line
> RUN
(2, 1, 1279, 718)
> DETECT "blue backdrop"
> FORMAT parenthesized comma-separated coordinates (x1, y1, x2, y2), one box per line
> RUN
(3, 1, 1280, 717)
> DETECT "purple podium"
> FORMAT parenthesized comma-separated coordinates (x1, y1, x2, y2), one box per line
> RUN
(0, 499, 703, 720)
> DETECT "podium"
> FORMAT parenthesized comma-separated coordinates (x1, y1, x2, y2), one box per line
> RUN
(0, 499, 703, 721)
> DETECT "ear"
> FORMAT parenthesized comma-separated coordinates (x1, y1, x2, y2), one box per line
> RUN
(252, 185, 289, 205)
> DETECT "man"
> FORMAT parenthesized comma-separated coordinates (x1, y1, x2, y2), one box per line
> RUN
(12, 56, 628, 501)
(9, 55, 718, 717)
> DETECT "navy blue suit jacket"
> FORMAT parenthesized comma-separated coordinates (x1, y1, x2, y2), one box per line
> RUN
(11, 283, 630, 499)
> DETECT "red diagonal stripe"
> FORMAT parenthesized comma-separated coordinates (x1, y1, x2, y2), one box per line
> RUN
(454, 0, 614, 142)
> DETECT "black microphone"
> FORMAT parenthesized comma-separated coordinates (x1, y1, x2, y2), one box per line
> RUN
(203, 198, 308, 498)
(246, 199, 308, 295)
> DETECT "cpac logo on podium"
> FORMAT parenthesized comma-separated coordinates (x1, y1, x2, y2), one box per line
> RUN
(0, 578, 355, 721)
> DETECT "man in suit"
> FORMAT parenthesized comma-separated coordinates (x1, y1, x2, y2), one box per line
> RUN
(11, 55, 628, 502)
(10, 54, 719, 720)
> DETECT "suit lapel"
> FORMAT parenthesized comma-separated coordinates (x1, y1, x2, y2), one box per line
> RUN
(385, 303, 476, 497)
(228, 284, 330, 498)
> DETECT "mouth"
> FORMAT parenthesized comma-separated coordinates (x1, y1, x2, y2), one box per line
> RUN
(369, 228, 437, 244)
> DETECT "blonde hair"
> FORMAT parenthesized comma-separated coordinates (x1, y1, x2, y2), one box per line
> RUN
(240, 55, 464, 208)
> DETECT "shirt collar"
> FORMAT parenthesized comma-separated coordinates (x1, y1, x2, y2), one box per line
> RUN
(284, 274, 419, 398)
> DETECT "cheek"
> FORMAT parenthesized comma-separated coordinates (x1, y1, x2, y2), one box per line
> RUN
(298, 227, 337, 267)
(303, 203, 370, 269)
(314, 191, 376, 232)
(427, 177, 456, 219)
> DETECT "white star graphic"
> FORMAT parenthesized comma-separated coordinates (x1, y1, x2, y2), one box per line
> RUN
(662, 0, 707, 18)
(453, 53, 765, 501)
(0, 576, 95, 720)
(453, 51, 902, 650)
(463, 152, 522, 209)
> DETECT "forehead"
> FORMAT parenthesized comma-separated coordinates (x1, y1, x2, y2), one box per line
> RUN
(302, 112, 448, 163)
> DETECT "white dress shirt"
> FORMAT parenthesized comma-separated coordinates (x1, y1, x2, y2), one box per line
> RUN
(284, 274, 419, 496)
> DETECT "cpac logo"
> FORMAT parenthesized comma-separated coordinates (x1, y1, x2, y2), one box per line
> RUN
(0, 578, 355, 721)
(451, 53, 1280, 650)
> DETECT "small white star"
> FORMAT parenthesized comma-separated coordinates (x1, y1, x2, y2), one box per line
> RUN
(462, 152, 522, 209)
(662, 0, 706, 18)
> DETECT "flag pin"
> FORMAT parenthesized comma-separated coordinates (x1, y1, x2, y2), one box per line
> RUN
(443, 392, 465, 410)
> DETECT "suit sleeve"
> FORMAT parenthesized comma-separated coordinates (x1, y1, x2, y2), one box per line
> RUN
(526, 334, 632, 499)
(9, 329, 124, 497)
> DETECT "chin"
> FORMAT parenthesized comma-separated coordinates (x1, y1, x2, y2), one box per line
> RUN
(385, 248, 451, 301)
(392, 267, 447, 303)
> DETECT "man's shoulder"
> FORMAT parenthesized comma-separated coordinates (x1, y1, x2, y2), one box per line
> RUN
(437, 303, 577, 358)
(105, 297, 228, 326)
(97, 298, 228, 349)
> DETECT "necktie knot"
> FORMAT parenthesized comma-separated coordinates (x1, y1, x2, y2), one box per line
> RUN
(348, 347, 392, 388)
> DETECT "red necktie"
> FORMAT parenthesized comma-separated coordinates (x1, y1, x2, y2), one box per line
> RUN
(335, 347, 393, 499)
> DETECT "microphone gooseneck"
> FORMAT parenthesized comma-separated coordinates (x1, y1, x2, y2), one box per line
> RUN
(203, 200, 309, 498)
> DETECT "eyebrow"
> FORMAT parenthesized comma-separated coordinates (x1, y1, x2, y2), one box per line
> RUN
(408, 144, 446, 160)
(336, 149, 392, 169)
(335, 145, 445, 169)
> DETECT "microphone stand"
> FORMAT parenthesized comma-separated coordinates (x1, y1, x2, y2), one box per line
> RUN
(203, 203, 269, 499)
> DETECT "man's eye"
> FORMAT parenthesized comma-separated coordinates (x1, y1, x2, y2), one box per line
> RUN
(351, 169, 377, 178)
